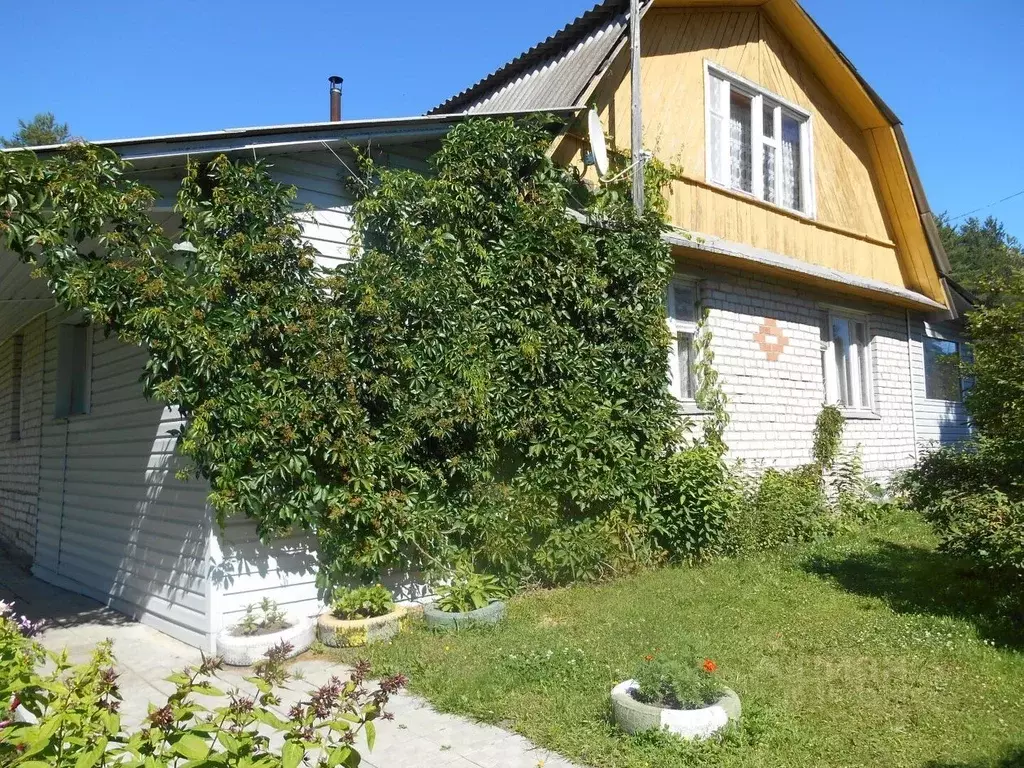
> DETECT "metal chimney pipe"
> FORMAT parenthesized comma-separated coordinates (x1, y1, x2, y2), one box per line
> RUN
(329, 76, 343, 122)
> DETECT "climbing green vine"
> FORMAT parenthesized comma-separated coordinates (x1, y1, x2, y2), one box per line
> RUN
(1, 117, 731, 586)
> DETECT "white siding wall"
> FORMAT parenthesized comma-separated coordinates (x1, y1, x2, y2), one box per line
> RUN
(32, 310, 212, 648)
(910, 322, 972, 451)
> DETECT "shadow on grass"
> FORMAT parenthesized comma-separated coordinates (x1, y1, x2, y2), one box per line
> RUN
(923, 745, 1024, 767)
(802, 540, 1024, 651)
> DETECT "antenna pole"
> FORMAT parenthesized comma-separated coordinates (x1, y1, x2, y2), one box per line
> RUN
(630, 0, 644, 214)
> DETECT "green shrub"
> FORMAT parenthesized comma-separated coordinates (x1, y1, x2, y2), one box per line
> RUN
(631, 656, 725, 710)
(898, 440, 1022, 514)
(652, 446, 740, 563)
(923, 489, 1024, 576)
(0, 600, 406, 766)
(733, 465, 832, 553)
(435, 567, 507, 613)
(332, 584, 395, 620)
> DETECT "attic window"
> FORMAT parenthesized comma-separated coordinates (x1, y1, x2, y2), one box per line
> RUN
(706, 62, 815, 217)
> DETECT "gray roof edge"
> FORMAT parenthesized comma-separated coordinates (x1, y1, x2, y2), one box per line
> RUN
(430, 0, 630, 115)
(3, 108, 580, 161)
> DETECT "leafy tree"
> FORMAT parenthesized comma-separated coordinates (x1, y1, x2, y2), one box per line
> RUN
(1, 112, 70, 148)
(938, 214, 1024, 301)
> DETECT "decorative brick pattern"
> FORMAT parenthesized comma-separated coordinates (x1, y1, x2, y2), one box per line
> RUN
(694, 266, 917, 480)
(753, 318, 790, 362)
(0, 315, 45, 562)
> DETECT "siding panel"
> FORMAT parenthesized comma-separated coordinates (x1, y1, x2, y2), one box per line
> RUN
(32, 314, 212, 649)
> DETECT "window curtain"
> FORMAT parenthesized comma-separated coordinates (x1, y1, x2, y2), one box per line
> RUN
(781, 116, 802, 210)
(730, 92, 752, 193)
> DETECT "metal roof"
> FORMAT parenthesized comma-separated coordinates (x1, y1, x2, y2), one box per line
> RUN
(3, 108, 580, 164)
(430, 1, 631, 115)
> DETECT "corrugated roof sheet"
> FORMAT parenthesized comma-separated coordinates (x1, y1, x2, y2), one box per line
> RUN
(430, 1, 630, 115)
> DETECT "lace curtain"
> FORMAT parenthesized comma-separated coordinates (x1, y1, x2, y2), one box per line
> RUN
(781, 116, 802, 210)
(729, 92, 752, 193)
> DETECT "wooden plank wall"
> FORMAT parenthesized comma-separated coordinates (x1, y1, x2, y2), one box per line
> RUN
(592, 8, 916, 290)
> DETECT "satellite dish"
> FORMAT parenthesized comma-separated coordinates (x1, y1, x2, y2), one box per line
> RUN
(587, 108, 609, 178)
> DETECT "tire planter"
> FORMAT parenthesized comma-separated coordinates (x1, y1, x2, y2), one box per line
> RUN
(422, 600, 506, 630)
(317, 606, 408, 648)
(611, 680, 741, 740)
(216, 616, 315, 667)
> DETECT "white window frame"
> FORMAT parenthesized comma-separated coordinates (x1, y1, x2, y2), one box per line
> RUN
(922, 330, 968, 403)
(667, 277, 700, 405)
(704, 60, 817, 219)
(822, 308, 874, 414)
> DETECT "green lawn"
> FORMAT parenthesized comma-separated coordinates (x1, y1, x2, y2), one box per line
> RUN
(347, 513, 1024, 768)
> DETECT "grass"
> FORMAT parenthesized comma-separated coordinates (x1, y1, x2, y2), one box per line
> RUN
(346, 513, 1024, 768)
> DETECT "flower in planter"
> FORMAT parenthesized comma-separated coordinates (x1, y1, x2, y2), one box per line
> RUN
(631, 656, 726, 711)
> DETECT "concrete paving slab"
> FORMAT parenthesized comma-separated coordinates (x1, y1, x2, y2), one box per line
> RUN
(1, 558, 585, 768)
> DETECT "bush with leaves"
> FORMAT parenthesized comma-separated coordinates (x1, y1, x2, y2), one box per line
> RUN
(732, 465, 832, 552)
(0, 600, 405, 767)
(899, 440, 1024, 577)
(435, 566, 507, 614)
(0, 117, 686, 589)
(332, 585, 395, 620)
(651, 445, 739, 562)
(899, 267, 1024, 575)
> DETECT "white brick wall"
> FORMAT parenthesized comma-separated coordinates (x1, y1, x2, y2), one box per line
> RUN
(694, 267, 917, 480)
(0, 315, 45, 562)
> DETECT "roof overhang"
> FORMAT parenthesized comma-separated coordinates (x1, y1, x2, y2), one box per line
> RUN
(664, 229, 947, 312)
(3, 108, 581, 168)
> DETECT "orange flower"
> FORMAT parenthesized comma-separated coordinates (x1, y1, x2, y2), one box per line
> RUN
(702, 659, 718, 674)
(643, 654, 655, 662)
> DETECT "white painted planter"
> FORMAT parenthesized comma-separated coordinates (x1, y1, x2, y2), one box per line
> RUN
(610, 680, 741, 740)
(216, 615, 315, 667)
(317, 606, 408, 648)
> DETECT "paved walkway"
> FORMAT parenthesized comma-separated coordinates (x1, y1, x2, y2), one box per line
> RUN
(0, 558, 579, 768)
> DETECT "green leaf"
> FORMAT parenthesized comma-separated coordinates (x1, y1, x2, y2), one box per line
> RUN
(281, 739, 304, 768)
(365, 719, 376, 751)
(74, 738, 108, 768)
(172, 733, 211, 760)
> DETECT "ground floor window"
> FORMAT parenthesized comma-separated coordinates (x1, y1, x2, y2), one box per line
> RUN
(667, 279, 699, 403)
(55, 323, 91, 419)
(924, 336, 968, 402)
(823, 311, 873, 411)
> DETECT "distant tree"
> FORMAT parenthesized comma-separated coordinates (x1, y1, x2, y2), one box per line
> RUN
(938, 214, 1024, 301)
(1, 113, 70, 148)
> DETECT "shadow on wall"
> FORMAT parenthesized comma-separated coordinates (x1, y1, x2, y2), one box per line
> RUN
(801, 539, 1024, 651)
(209, 517, 432, 630)
(95, 401, 211, 633)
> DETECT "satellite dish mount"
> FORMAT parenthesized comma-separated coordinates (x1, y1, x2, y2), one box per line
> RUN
(584, 108, 610, 179)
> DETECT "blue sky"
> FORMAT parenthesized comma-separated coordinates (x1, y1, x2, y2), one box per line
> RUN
(4, 1, 1022, 237)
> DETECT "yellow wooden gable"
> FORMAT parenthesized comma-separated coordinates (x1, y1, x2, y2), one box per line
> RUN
(555, 0, 950, 309)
